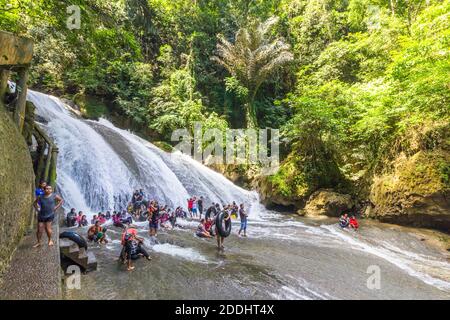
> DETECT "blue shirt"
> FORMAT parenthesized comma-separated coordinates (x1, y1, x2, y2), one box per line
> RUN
(35, 188, 45, 205)
(35, 188, 45, 197)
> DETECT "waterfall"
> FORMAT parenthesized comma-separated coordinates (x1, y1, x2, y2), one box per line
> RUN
(26, 89, 450, 296)
(27, 90, 256, 215)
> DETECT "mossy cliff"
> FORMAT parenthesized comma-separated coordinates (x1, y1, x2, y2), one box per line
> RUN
(366, 147, 450, 231)
(254, 150, 349, 210)
(254, 121, 450, 232)
(0, 105, 35, 278)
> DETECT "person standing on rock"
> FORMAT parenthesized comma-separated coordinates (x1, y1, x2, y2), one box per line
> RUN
(33, 185, 64, 247)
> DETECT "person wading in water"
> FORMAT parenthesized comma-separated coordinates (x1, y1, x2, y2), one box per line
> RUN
(238, 203, 248, 237)
(216, 208, 230, 250)
(33, 185, 64, 247)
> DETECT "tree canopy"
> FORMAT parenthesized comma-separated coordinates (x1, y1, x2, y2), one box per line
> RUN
(1, 0, 448, 198)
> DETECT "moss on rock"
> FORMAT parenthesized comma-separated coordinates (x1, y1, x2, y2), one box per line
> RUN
(0, 105, 35, 279)
(255, 151, 350, 209)
(367, 150, 450, 231)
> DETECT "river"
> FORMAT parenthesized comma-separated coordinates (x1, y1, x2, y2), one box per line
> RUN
(27, 89, 450, 300)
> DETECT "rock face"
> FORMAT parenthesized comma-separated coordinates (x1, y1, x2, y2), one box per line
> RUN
(253, 174, 303, 210)
(301, 189, 354, 217)
(208, 163, 257, 190)
(0, 106, 35, 278)
(365, 150, 450, 232)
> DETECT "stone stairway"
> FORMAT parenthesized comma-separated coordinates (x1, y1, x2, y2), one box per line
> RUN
(59, 238, 97, 272)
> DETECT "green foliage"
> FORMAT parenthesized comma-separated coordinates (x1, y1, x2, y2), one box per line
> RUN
(212, 16, 294, 127)
(275, 0, 450, 198)
(1, 0, 449, 200)
(225, 77, 249, 101)
(149, 46, 228, 140)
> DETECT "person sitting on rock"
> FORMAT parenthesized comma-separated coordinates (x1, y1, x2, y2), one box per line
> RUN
(87, 220, 108, 244)
(76, 211, 83, 225)
(349, 215, 359, 230)
(98, 213, 106, 225)
(120, 210, 133, 225)
(204, 217, 215, 237)
(339, 213, 350, 228)
(79, 214, 88, 227)
(119, 225, 139, 262)
(124, 233, 151, 271)
(66, 208, 77, 227)
(127, 202, 134, 214)
(196, 219, 212, 238)
(175, 206, 185, 218)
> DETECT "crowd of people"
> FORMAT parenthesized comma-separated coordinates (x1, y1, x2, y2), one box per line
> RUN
(59, 189, 250, 270)
(33, 181, 360, 272)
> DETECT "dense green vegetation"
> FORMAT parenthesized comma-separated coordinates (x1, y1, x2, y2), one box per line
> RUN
(2, 0, 449, 202)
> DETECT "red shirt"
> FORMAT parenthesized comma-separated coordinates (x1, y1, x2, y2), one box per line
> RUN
(349, 218, 359, 228)
(204, 220, 213, 231)
(121, 228, 138, 245)
(188, 199, 193, 209)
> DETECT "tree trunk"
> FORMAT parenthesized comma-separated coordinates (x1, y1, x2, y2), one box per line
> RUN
(245, 91, 258, 129)
(389, 0, 396, 16)
(245, 102, 257, 129)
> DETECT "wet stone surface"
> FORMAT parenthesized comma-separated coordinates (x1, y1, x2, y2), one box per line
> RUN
(0, 220, 61, 300)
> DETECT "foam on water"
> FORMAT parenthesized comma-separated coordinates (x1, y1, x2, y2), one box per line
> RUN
(151, 242, 210, 264)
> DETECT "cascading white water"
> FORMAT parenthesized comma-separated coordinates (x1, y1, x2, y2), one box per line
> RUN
(27, 89, 257, 215)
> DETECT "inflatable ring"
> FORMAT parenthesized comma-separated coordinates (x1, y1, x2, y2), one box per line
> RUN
(59, 231, 88, 249)
(215, 212, 231, 237)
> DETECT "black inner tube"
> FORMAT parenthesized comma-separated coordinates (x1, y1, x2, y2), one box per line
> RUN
(215, 212, 231, 237)
(59, 231, 88, 249)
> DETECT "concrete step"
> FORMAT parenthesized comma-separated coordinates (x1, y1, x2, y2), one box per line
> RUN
(66, 249, 88, 267)
(86, 252, 97, 271)
(59, 238, 96, 271)
(70, 245, 84, 256)
(60, 239, 79, 256)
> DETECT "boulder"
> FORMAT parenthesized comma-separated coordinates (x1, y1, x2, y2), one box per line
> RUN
(302, 189, 354, 217)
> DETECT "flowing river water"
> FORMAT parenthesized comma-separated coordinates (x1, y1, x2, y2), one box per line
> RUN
(27, 89, 450, 300)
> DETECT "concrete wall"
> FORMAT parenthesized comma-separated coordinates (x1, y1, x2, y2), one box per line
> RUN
(0, 104, 35, 278)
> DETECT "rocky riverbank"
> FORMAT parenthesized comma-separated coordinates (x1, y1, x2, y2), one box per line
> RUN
(212, 121, 450, 234)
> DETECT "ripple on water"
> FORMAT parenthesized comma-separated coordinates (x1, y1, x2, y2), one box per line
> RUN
(319, 224, 450, 292)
